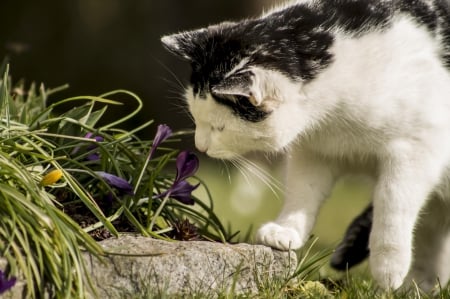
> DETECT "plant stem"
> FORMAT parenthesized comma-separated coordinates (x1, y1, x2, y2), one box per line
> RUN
(149, 193, 171, 232)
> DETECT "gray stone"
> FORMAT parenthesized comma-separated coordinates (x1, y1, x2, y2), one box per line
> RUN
(1, 235, 297, 298)
(84, 234, 298, 298)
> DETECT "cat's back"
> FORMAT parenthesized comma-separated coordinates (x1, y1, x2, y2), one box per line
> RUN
(263, 0, 450, 67)
(263, 0, 450, 158)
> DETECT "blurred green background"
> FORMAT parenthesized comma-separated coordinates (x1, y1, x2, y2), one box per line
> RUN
(1, 0, 370, 271)
(195, 159, 372, 249)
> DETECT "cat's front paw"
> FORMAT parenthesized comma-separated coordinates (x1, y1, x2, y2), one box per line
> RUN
(256, 222, 303, 251)
(370, 246, 411, 290)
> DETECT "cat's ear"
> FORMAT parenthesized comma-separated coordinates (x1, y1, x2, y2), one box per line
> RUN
(211, 73, 263, 107)
(161, 29, 207, 61)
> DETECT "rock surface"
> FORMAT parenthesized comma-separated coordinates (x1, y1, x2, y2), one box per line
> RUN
(2, 235, 297, 298)
(85, 235, 297, 298)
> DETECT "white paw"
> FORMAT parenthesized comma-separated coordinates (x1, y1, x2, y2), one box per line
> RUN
(256, 222, 304, 251)
(370, 246, 411, 290)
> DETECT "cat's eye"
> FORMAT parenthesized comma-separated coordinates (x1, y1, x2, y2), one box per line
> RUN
(211, 125, 225, 132)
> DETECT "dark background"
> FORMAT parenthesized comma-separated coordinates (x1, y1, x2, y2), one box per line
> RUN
(0, 0, 273, 144)
(0, 1, 372, 251)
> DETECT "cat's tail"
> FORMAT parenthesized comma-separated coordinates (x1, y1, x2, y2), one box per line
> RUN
(330, 203, 373, 270)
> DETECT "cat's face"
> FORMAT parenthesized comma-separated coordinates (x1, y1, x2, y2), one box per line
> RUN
(161, 21, 332, 159)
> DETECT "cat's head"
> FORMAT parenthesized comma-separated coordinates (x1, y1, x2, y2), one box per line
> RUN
(161, 17, 333, 159)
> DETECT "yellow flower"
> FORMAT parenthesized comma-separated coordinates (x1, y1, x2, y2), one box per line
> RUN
(40, 169, 63, 186)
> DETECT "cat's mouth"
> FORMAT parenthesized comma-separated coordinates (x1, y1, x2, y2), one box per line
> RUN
(204, 150, 241, 160)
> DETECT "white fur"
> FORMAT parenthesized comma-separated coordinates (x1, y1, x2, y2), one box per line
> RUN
(187, 15, 450, 291)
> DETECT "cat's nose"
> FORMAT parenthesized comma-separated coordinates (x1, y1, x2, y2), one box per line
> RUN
(194, 134, 209, 153)
(195, 139, 208, 153)
(195, 143, 208, 153)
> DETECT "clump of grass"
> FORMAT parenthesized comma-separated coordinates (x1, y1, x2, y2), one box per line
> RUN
(0, 61, 232, 297)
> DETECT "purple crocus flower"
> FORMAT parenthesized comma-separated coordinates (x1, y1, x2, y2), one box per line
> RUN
(165, 180, 199, 205)
(133, 124, 173, 195)
(149, 124, 172, 160)
(157, 150, 200, 205)
(175, 150, 199, 182)
(86, 152, 101, 161)
(0, 270, 16, 294)
(86, 134, 104, 161)
(71, 132, 104, 161)
(84, 132, 103, 143)
(96, 171, 134, 195)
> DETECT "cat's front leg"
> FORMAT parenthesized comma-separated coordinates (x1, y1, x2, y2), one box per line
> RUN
(369, 145, 446, 290)
(256, 150, 335, 250)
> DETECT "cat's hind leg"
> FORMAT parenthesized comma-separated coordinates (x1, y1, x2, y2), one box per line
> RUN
(405, 196, 450, 291)
(369, 141, 450, 290)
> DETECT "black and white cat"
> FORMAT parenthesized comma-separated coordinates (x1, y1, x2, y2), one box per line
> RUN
(161, 0, 450, 291)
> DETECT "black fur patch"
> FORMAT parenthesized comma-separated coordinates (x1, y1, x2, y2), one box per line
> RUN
(331, 204, 372, 270)
(398, 0, 438, 32)
(212, 95, 270, 122)
(435, 0, 450, 68)
(396, 0, 450, 69)
(164, 0, 450, 122)
(186, 0, 395, 85)
(183, 0, 395, 122)
(189, 34, 247, 97)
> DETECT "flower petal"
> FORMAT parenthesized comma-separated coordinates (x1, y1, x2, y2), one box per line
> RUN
(0, 270, 16, 294)
(87, 135, 104, 151)
(167, 180, 199, 205)
(151, 124, 172, 153)
(71, 132, 103, 156)
(40, 169, 63, 186)
(96, 171, 134, 195)
(86, 152, 101, 161)
(175, 151, 199, 182)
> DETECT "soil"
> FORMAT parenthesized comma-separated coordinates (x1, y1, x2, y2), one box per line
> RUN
(62, 199, 204, 242)
(63, 201, 135, 241)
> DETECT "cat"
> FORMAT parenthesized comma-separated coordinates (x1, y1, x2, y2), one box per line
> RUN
(161, 0, 450, 291)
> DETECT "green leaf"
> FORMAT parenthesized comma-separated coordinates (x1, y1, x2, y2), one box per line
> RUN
(83, 105, 108, 128)
(0, 64, 10, 127)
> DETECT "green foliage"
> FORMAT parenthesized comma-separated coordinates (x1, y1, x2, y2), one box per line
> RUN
(0, 62, 231, 297)
(0, 65, 103, 298)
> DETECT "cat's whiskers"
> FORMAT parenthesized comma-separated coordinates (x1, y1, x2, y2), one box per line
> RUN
(157, 60, 195, 120)
(157, 59, 187, 91)
(231, 154, 283, 198)
(167, 97, 192, 119)
(163, 90, 195, 122)
(163, 84, 187, 106)
(220, 160, 233, 184)
(229, 158, 254, 188)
